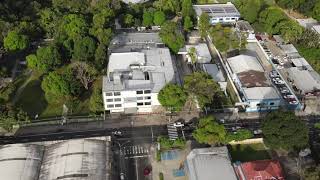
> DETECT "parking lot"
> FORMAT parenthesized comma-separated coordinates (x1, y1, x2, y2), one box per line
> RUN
(254, 36, 300, 108)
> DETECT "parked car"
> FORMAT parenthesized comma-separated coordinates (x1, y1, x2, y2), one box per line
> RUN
(283, 94, 295, 99)
(289, 100, 298, 105)
(281, 89, 290, 94)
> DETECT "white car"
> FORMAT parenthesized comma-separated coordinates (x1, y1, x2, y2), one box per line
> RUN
(275, 80, 285, 85)
(173, 122, 184, 127)
(289, 101, 298, 105)
(283, 94, 295, 99)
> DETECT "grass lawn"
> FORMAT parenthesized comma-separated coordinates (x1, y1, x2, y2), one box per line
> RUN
(228, 143, 271, 162)
(15, 71, 92, 119)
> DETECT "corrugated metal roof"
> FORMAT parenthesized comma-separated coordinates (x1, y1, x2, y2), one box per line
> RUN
(0, 144, 44, 180)
(227, 55, 264, 74)
(287, 67, 320, 93)
(186, 146, 237, 180)
(243, 87, 280, 100)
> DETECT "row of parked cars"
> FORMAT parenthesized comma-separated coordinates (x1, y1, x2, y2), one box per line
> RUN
(260, 41, 285, 69)
(269, 70, 298, 105)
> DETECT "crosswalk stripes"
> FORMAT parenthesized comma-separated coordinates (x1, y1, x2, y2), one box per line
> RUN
(122, 145, 149, 156)
(167, 123, 178, 140)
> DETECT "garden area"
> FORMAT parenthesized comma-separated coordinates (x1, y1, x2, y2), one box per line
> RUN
(228, 143, 271, 162)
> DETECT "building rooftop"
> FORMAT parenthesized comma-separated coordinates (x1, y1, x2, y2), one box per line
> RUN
(290, 57, 312, 69)
(243, 87, 280, 100)
(273, 35, 285, 44)
(287, 67, 320, 93)
(0, 144, 44, 180)
(296, 18, 318, 28)
(185, 146, 238, 180)
(185, 43, 212, 63)
(0, 138, 111, 180)
(237, 70, 269, 87)
(202, 64, 225, 82)
(312, 25, 320, 34)
(103, 48, 175, 93)
(279, 44, 298, 55)
(193, 3, 240, 18)
(227, 55, 264, 74)
(109, 32, 163, 53)
(234, 160, 285, 180)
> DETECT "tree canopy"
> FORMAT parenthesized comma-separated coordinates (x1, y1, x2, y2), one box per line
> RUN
(234, 0, 262, 23)
(0, 104, 30, 132)
(153, 11, 166, 26)
(226, 129, 254, 142)
(142, 10, 154, 27)
(183, 72, 221, 108)
(159, 21, 185, 53)
(303, 166, 320, 180)
(198, 13, 210, 38)
(193, 116, 227, 145)
(158, 84, 187, 111)
(3, 30, 28, 51)
(262, 111, 309, 151)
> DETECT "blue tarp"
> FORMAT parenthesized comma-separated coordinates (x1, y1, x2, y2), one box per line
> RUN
(173, 169, 185, 177)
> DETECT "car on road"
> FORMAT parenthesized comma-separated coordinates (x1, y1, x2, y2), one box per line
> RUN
(274, 80, 285, 85)
(112, 131, 122, 136)
(283, 94, 295, 99)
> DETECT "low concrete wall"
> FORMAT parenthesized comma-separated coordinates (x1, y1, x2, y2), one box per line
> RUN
(229, 138, 264, 145)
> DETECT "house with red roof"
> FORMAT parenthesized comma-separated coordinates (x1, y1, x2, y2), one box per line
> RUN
(234, 160, 285, 180)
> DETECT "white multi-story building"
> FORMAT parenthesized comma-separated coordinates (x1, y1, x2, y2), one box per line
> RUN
(193, 2, 240, 25)
(102, 47, 175, 114)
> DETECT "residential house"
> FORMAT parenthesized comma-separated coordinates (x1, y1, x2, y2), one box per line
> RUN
(234, 160, 285, 180)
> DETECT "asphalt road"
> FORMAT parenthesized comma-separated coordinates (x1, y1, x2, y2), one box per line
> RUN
(0, 125, 168, 145)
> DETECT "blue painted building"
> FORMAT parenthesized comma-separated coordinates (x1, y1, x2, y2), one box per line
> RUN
(226, 55, 281, 112)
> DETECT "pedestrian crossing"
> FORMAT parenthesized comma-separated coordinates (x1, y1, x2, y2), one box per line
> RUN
(167, 124, 178, 140)
(122, 145, 149, 156)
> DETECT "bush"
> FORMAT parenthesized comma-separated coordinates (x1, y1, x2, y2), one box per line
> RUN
(159, 172, 164, 180)
(158, 136, 186, 150)
(156, 149, 161, 162)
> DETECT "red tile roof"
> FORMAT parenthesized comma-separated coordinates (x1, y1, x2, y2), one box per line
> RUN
(235, 160, 285, 180)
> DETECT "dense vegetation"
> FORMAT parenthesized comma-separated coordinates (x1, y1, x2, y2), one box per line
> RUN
(192, 116, 254, 145)
(262, 111, 309, 151)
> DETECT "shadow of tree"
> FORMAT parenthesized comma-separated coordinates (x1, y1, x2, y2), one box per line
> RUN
(16, 79, 48, 118)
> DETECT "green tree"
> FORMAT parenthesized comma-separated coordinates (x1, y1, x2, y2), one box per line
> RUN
(184, 72, 221, 107)
(72, 36, 96, 61)
(3, 30, 29, 51)
(262, 111, 309, 151)
(0, 104, 30, 132)
(199, 13, 210, 38)
(27, 45, 62, 72)
(26, 54, 38, 70)
(183, 16, 193, 32)
(143, 10, 154, 27)
(181, 0, 193, 17)
(89, 83, 104, 113)
(313, 1, 320, 21)
(153, 11, 166, 26)
(314, 122, 320, 129)
(158, 136, 186, 149)
(235, 0, 262, 23)
(259, 7, 287, 34)
(275, 20, 303, 43)
(159, 21, 185, 53)
(226, 129, 254, 142)
(39, 8, 60, 38)
(60, 14, 88, 39)
(158, 84, 187, 111)
(303, 166, 320, 180)
(153, 0, 180, 14)
(94, 43, 108, 70)
(123, 14, 134, 27)
(193, 116, 227, 145)
(53, 0, 89, 13)
(41, 72, 71, 101)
